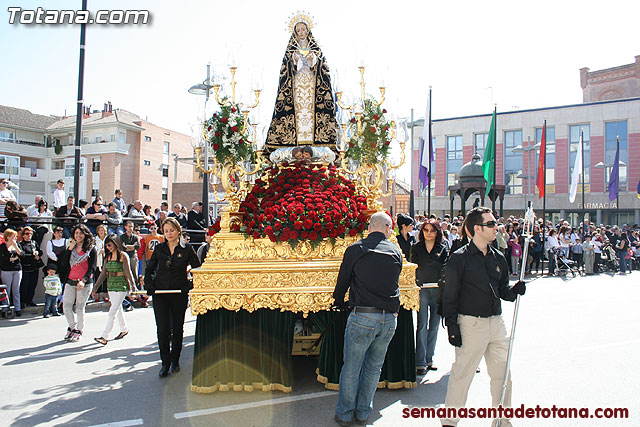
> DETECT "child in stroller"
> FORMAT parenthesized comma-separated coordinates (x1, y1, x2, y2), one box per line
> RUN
(600, 243, 620, 273)
(552, 247, 581, 277)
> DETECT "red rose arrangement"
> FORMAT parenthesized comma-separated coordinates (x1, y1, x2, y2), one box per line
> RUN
(346, 99, 391, 165)
(207, 217, 222, 236)
(237, 163, 369, 245)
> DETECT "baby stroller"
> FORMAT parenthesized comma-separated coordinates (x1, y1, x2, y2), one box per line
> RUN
(0, 283, 14, 319)
(600, 245, 620, 273)
(552, 248, 581, 277)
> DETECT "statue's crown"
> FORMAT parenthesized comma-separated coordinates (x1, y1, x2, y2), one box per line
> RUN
(287, 11, 314, 34)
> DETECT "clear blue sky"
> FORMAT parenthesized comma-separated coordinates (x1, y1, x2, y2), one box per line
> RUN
(2, 0, 639, 176)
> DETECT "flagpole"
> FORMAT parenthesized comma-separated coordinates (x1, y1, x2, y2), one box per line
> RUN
(616, 136, 620, 220)
(581, 131, 585, 224)
(492, 105, 497, 214)
(542, 120, 547, 274)
(409, 108, 415, 217)
(427, 86, 432, 217)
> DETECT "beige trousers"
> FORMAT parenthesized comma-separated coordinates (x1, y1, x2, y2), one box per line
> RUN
(442, 314, 513, 426)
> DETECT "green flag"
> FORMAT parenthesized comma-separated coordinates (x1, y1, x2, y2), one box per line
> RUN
(482, 110, 496, 196)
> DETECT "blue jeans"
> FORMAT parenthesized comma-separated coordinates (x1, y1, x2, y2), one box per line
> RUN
(415, 288, 440, 367)
(336, 310, 397, 422)
(548, 250, 556, 274)
(618, 251, 627, 273)
(108, 226, 124, 237)
(44, 294, 58, 316)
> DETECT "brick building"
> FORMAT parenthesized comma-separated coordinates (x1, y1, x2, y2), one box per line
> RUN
(581, 55, 640, 102)
(0, 103, 196, 209)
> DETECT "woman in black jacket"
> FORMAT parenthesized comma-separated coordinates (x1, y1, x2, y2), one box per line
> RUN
(58, 224, 97, 342)
(144, 217, 201, 377)
(396, 214, 415, 261)
(410, 218, 448, 375)
(19, 227, 42, 308)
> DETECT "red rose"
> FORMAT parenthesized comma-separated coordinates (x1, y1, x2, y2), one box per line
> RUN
(280, 232, 290, 242)
(321, 230, 329, 238)
(300, 231, 309, 239)
(329, 229, 338, 238)
(303, 219, 313, 230)
(326, 222, 334, 230)
(231, 126, 239, 133)
(337, 225, 346, 234)
(215, 131, 221, 137)
(207, 125, 212, 131)
(382, 109, 387, 113)
(385, 141, 390, 146)
(274, 222, 282, 231)
(373, 114, 379, 120)
(289, 230, 298, 240)
(294, 221, 303, 230)
(324, 215, 332, 223)
(313, 223, 322, 232)
(349, 228, 358, 237)
(309, 231, 318, 240)
(252, 231, 260, 239)
(239, 138, 244, 144)
(349, 142, 354, 148)
(213, 143, 219, 150)
(265, 226, 274, 235)
(231, 223, 240, 232)
(221, 117, 228, 124)
(369, 126, 376, 133)
(289, 213, 297, 222)
(231, 107, 237, 112)
(269, 235, 278, 242)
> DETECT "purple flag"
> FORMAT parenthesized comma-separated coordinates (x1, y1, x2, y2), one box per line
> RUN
(418, 94, 433, 191)
(608, 144, 619, 201)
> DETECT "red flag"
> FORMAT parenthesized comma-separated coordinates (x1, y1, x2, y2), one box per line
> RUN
(536, 122, 546, 199)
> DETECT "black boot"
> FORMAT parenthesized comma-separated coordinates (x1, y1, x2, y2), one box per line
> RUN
(159, 364, 170, 378)
(170, 362, 180, 373)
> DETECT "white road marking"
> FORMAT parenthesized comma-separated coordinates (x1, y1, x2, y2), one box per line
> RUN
(89, 419, 144, 427)
(174, 390, 335, 419)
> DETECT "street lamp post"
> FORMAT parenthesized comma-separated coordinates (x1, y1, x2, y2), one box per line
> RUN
(188, 64, 215, 228)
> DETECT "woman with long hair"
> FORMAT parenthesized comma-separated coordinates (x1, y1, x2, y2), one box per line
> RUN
(92, 235, 135, 345)
(32, 199, 53, 247)
(410, 218, 448, 375)
(144, 217, 201, 377)
(58, 224, 97, 342)
(0, 229, 23, 316)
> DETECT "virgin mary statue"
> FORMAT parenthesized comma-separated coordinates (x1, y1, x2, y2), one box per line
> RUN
(265, 12, 338, 151)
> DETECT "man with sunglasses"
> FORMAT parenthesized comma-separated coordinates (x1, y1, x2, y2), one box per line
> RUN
(0, 179, 16, 217)
(441, 207, 526, 427)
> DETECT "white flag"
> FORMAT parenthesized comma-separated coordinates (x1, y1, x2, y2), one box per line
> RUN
(569, 134, 583, 203)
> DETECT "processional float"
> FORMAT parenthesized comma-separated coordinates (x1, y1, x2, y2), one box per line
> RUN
(188, 11, 419, 393)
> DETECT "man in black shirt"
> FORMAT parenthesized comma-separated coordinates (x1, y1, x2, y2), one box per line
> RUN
(441, 207, 525, 427)
(333, 212, 403, 426)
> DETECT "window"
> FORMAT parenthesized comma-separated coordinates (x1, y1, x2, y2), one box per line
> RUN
(51, 160, 65, 170)
(604, 121, 628, 191)
(92, 159, 100, 172)
(110, 134, 116, 142)
(94, 136, 102, 144)
(474, 133, 488, 159)
(65, 163, 84, 177)
(144, 160, 151, 166)
(569, 125, 590, 193)
(535, 126, 555, 194)
(161, 189, 168, 201)
(143, 184, 150, 190)
(91, 189, 99, 198)
(447, 135, 463, 187)
(118, 131, 126, 142)
(0, 131, 14, 142)
(163, 141, 170, 164)
(162, 166, 169, 177)
(82, 137, 89, 144)
(504, 130, 523, 195)
(145, 136, 151, 142)
(0, 155, 19, 175)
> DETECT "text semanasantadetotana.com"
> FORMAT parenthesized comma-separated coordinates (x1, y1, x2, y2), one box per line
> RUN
(403, 405, 629, 420)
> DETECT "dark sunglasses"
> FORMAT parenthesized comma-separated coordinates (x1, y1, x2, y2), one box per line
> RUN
(478, 221, 497, 228)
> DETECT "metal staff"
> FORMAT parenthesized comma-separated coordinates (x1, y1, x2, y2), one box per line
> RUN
(130, 290, 182, 295)
(496, 201, 534, 427)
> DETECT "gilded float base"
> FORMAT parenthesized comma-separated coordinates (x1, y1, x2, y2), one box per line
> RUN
(315, 369, 417, 391)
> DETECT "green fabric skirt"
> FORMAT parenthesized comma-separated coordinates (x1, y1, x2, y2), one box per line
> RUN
(191, 308, 416, 393)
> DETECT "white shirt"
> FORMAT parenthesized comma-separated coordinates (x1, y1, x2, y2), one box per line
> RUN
(546, 235, 560, 252)
(53, 188, 66, 209)
(0, 188, 16, 216)
(46, 238, 67, 261)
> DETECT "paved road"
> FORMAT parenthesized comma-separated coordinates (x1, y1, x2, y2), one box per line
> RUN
(2, 272, 638, 426)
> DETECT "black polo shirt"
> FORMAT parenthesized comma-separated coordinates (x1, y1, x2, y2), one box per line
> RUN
(442, 240, 517, 327)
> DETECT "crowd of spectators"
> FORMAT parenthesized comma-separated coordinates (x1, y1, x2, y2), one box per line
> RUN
(404, 211, 640, 277)
(0, 182, 211, 317)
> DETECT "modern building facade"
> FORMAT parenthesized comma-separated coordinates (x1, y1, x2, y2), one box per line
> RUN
(0, 103, 196, 209)
(410, 96, 640, 226)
